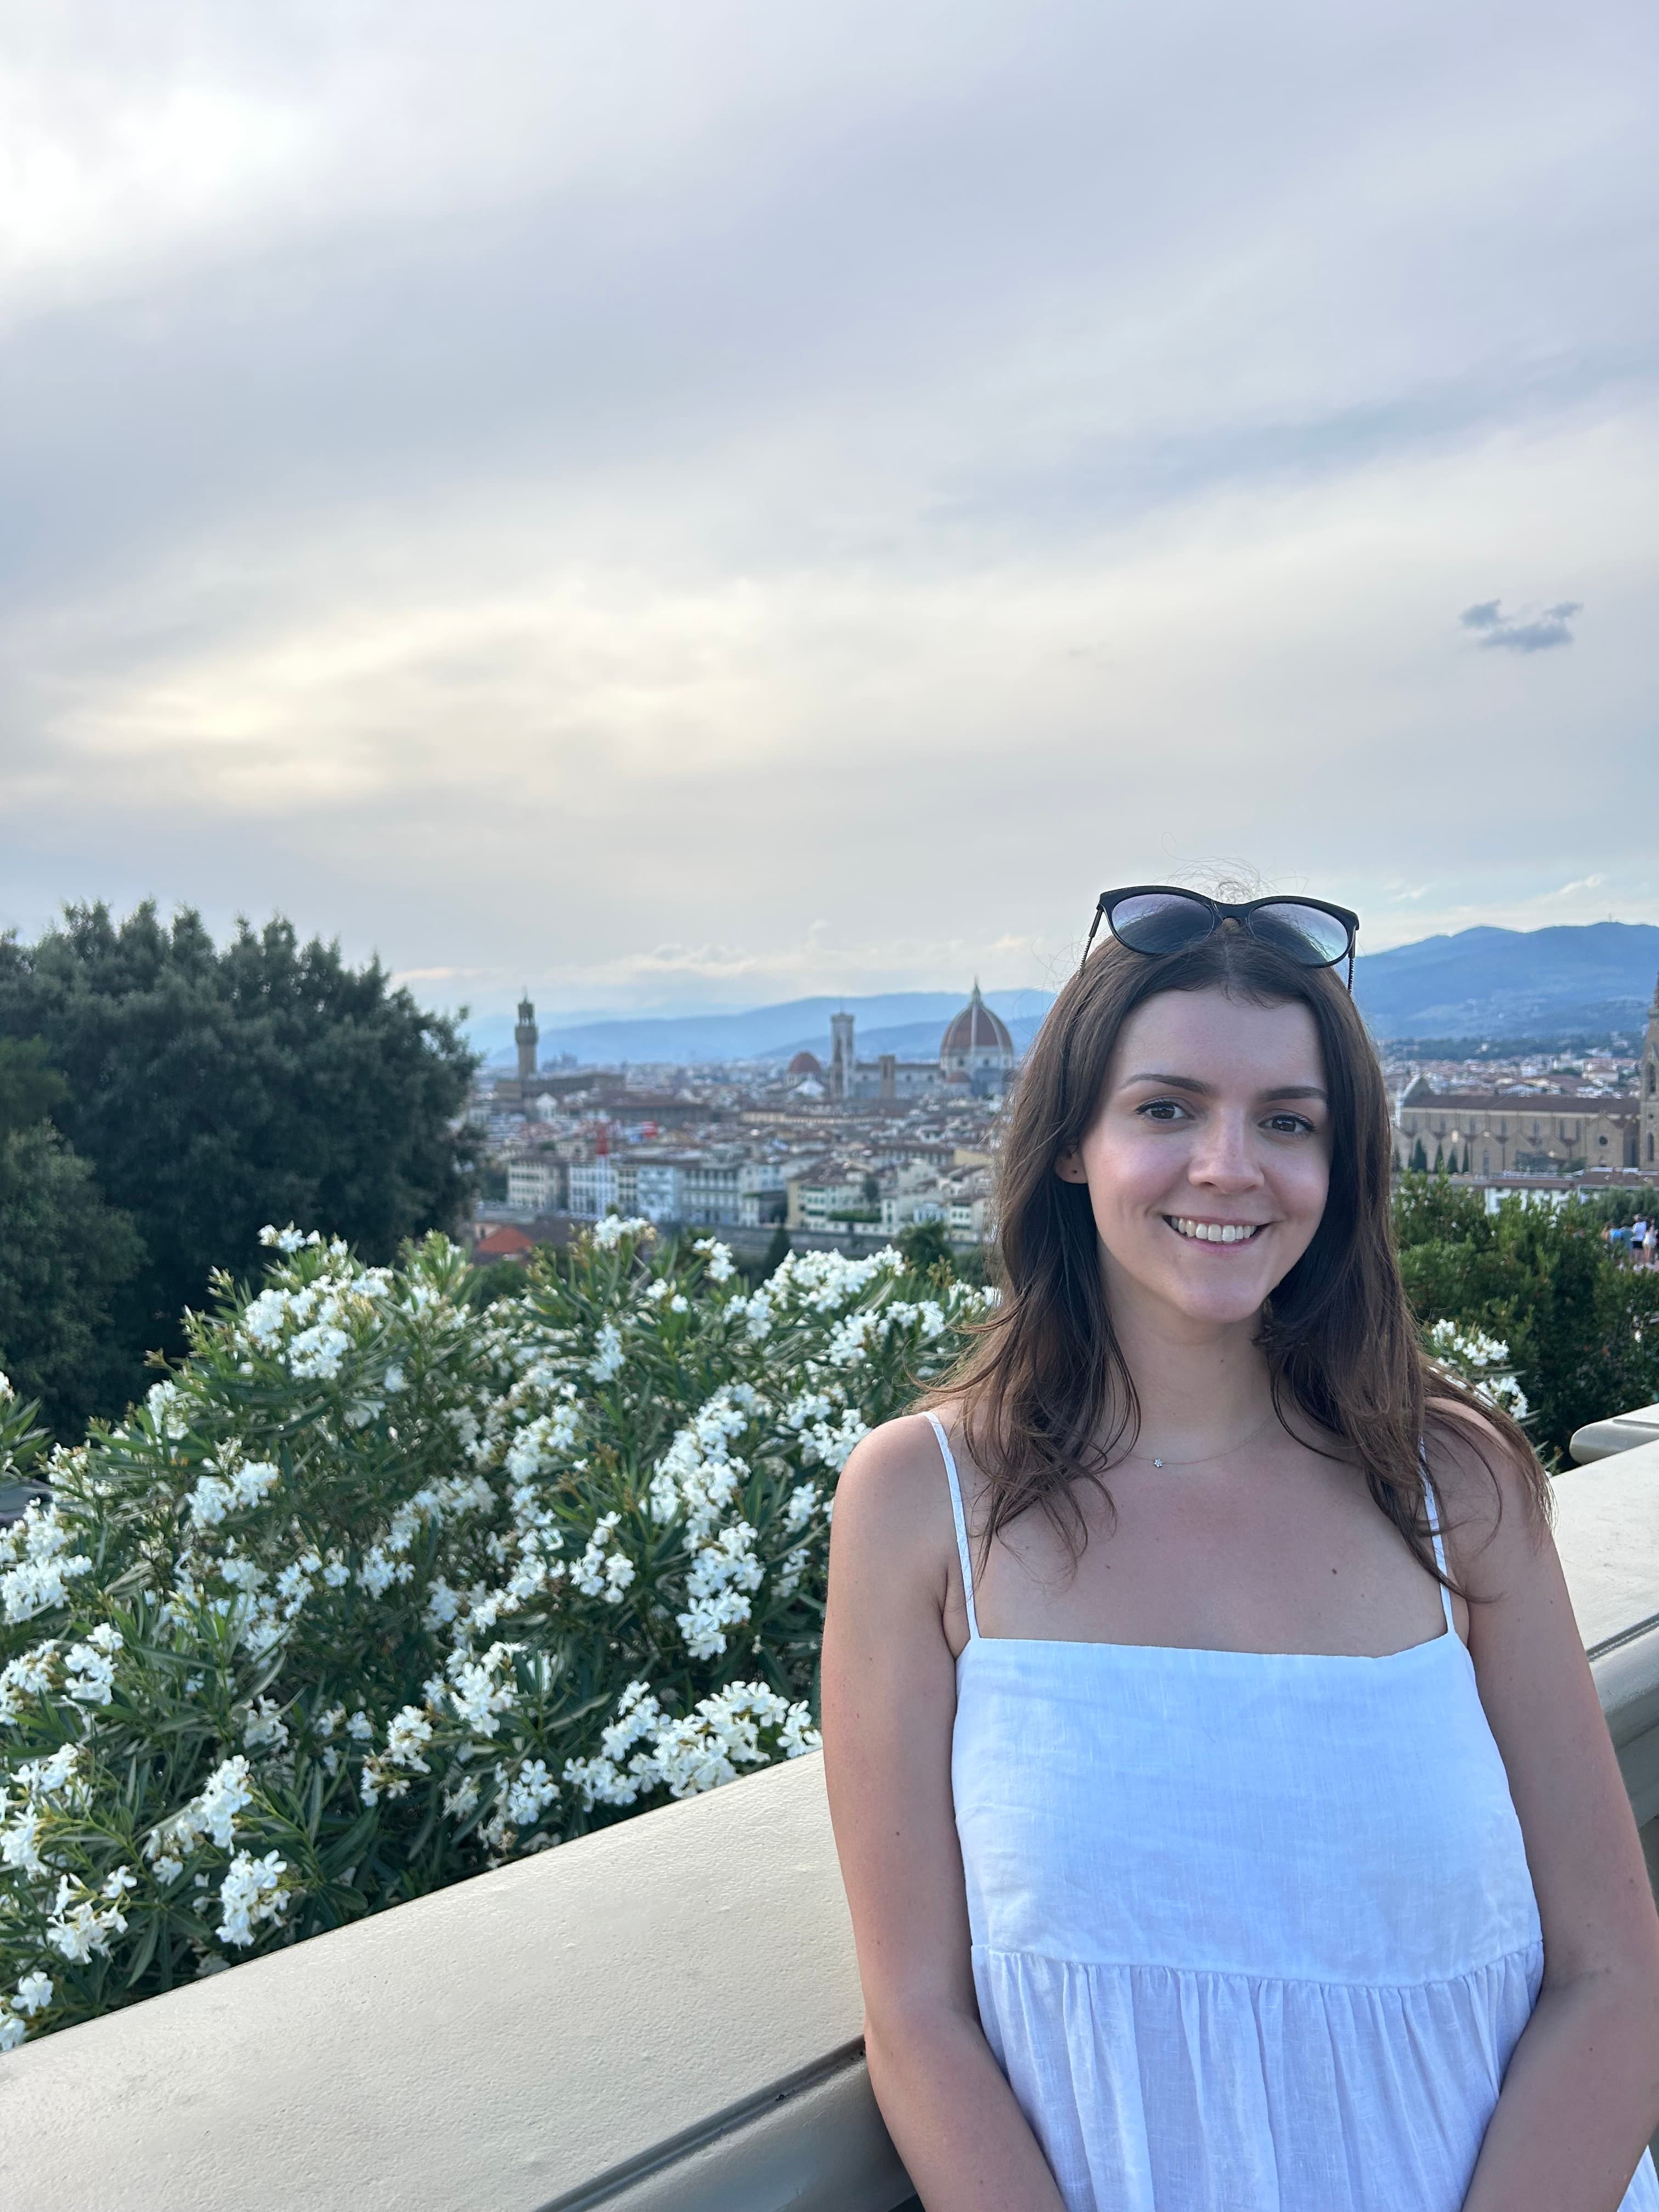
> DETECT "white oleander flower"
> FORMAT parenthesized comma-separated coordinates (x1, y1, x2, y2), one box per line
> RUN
(571, 1514, 635, 1604)
(441, 1773, 480, 1822)
(217, 1851, 288, 1948)
(692, 1238, 736, 1284)
(12, 1971, 52, 2017)
(504, 1758, 557, 1827)
(589, 1215, 654, 1251)
(46, 1876, 128, 1963)
(177, 1756, 255, 1850)
(384, 1706, 434, 1772)
(242, 1698, 289, 1751)
(588, 1323, 625, 1384)
(678, 1522, 764, 1660)
(187, 1460, 281, 1530)
(785, 1482, 819, 1533)
(1, 1504, 93, 1624)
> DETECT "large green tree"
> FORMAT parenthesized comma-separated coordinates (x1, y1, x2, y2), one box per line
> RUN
(0, 904, 477, 1420)
(0, 1124, 144, 1440)
(1393, 1177, 1659, 1462)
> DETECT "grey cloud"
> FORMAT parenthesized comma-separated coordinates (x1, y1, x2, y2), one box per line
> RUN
(1, 1, 1656, 996)
(1460, 599, 1583, 652)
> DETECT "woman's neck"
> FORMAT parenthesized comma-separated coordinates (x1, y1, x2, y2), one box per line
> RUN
(1107, 1296, 1276, 1466)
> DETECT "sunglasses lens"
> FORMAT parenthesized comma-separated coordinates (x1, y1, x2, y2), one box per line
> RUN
(1250, 902, 1352, 966)
(1109, 892, 1215, 954)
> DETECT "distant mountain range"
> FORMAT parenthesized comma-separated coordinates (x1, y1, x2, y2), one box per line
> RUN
(1352, 922, 1659, 1041)
(468, 989, 1054, 1069)
(461, 923, 1659, 1066)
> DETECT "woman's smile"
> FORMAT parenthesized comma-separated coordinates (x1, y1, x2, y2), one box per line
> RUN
(1163, 1215, 1269, 1245)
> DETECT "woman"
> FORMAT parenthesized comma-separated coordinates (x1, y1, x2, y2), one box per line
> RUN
(822, 887, 1659, 2211)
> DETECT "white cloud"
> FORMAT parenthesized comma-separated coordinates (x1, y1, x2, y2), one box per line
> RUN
(0, 1, 1655, 1006)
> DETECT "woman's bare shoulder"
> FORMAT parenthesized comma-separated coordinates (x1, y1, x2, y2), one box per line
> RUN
(832, 1410, 959, 1587)
(1423, 1393, 1553, 1593)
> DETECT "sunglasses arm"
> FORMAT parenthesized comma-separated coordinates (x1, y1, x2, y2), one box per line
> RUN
(1078, 899, 1108, 974)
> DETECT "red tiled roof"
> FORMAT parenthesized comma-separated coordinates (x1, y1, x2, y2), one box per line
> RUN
(941, 982, 1013, 1058)
(473, 1225, 534, 1260)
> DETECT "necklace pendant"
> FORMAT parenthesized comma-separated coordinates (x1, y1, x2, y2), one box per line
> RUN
(1153, 1457, 1163, 1468)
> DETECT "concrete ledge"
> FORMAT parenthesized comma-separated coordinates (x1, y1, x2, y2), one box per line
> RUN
(0, 1750, 911, 2212)
(1554, 1438, 1659, 1826)
(7, 1439, 1659, 2211)
(1570, 1403, 1659, 1465)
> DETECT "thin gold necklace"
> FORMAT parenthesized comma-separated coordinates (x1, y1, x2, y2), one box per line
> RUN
(1118, 1408, 1280, 1471)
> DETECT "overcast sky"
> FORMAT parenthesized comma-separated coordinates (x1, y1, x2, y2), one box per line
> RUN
(2, 1, 1655, 1016)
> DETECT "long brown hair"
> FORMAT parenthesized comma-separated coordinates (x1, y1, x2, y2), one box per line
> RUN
(930, 924, 1549, 1597)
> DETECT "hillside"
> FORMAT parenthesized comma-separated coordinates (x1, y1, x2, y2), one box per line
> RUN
(461, 922, 1659, 1065)
(1352, 921, 1659, 1040)
(472, 990, 1053, 1068)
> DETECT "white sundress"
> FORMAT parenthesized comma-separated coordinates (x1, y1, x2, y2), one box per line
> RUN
(926, 1412, 1659, 2211)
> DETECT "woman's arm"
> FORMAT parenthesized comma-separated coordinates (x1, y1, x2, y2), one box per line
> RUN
(1437, 1409, 1659, 2210)
(822, 1413, 1066, 2212)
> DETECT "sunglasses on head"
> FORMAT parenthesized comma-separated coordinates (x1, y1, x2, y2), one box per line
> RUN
(1080, 886, 1360, 990)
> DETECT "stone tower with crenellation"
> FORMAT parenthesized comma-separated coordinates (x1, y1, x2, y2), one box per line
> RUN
(515, 994, 539, 1092)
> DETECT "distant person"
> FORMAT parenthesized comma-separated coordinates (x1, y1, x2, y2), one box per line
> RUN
(823, 885, 1659, 2211)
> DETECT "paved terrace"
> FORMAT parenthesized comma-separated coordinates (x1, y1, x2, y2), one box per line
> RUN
(6, 1429, 1659, 2210)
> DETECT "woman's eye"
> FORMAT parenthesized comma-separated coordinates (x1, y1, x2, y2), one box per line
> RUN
(1265, 1113, 1314, 1135)
(1138, 1099, 1188, 1122)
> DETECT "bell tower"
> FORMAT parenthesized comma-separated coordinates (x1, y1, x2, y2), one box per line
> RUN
(830, 1010, 856, 1100)
(515, 994, 539, 1091)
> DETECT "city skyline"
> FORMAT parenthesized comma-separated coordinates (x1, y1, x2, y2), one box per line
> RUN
(2, 3, 1655, 1008)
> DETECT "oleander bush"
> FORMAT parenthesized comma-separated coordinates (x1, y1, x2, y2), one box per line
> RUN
(1420, 1321, 1531, 1426)
(0, 1222, 988, 2050)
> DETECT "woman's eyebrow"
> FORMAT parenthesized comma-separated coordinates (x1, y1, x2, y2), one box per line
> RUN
(1119, 1073, 1328, 1102)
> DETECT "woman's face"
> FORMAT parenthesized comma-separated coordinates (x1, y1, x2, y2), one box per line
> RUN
(1057, 985, 1333, 1334)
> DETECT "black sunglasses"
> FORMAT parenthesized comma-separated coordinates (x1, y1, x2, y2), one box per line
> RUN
(1080, 885, 1360, 989)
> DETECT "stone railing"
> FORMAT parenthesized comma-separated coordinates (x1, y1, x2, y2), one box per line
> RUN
(1571, 1402, 1659, 1467)
(8, 1430, 1659, 2210)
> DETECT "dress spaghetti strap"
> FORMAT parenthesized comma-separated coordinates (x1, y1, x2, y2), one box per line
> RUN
(1419, 1444, 1456, 1634)
(925, 1410, 980, 1641)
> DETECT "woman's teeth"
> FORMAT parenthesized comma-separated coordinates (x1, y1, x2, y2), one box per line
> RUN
(1167, 1217, 1262, 1244)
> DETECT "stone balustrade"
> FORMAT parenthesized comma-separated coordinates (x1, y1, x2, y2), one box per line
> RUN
(1571, 1402, 1659, 1466)
(7, 1432, 1659, 2210)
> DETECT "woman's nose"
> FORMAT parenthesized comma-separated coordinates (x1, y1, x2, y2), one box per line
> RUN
(1189, 1112, 1263, 1189)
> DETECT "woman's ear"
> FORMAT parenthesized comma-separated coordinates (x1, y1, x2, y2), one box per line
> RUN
(1055, 1149, 1088, 1184)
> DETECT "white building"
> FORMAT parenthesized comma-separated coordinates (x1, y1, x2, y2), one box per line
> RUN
(506, 1159, 567, 1216)
(738, 1160, 789, 1227)
(569, 1150, 752, 1226)
(568, 1157, 634, 1219)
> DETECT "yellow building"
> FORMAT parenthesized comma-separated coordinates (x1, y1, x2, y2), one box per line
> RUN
(1393, 1090, 1639, 1176)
